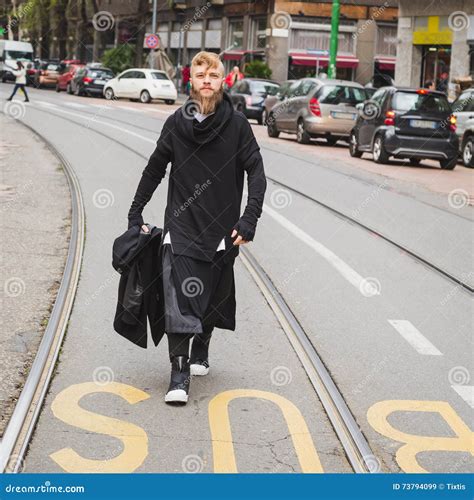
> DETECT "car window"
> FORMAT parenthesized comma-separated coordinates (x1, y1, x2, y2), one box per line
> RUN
(88, 69, 113, 78)
(317, 85, 366, 105)
(392, 91, 451, 113)
(293, 80, 317, 97)
(120, 71, 135, 79)
(134, 71, 146, 79)
(452, 92, 474, 113)
(250, 81, 280, 95)
(151, 72, 169, 80)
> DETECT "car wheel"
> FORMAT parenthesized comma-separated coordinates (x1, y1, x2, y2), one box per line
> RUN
(263, 110, 268, 126)
(326, 135, 338, 146)
(104, 87, 115, 100)
(55, 83, 60, 92)
(349, 132, 363, 158)
(74, 85, 83, 96)
(267, 113, 280, 138)
(372, 134, 390, 164)
(439, 156, 457, 170)
(409, 158, 421, 166)
(164, 99, 175, 105)
(296, 119, 311, 144)
(462, 137, 474, 168)
(140, 90, 151, 103)
(66, 83, 73, 94)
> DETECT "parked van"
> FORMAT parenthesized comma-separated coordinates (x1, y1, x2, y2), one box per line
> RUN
(0, 40, 34, 83)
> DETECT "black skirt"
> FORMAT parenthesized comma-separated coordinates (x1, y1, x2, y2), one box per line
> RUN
(161, 243, 236, 334)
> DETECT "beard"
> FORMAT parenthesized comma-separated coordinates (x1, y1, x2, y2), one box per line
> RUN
(190, 85, 224, 115)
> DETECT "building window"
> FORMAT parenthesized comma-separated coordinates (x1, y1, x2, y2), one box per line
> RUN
(251, 17, 267, 49)
(290, 27, 355, 54)
(228, 18, 244, 49)
(375, 23, 397, 56)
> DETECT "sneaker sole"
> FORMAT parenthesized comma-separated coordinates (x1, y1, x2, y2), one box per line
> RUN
(165, 389, 189, 404)
(190, 364, 210, 376)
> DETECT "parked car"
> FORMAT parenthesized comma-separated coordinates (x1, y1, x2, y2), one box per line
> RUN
(262, 79, 296, 125)
(69, 66, 114, 97)
(0, 40, 34, 83)
(349, 87, 459, 169)
(103, 68, 177, 104)
(452, 88, 474, 168)
(56, 61, 86, 93)
(229, 78, 280, 124)
(266, 78, 367, 145)
(34, 59, 62, 88)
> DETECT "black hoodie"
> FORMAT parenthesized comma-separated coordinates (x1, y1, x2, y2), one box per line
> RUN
(128, 91, 267, 262)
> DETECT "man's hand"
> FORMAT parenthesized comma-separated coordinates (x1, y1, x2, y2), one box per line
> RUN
(141, 224, 150, 233)
(231, 229, 249, 246)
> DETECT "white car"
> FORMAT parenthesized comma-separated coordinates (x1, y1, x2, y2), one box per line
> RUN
(103, 68, 177, 104)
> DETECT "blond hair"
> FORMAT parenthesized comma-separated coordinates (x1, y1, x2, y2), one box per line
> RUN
(190, 51, 225, 77)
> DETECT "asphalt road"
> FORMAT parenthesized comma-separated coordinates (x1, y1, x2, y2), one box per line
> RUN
(1, 83, 472, 474)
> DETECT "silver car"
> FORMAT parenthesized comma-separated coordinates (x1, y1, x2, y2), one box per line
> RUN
(266, 78, 368, 145)
(452, 88, 474, 167)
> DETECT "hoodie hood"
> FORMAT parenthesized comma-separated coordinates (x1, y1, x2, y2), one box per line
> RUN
(174, 91, 234, 145)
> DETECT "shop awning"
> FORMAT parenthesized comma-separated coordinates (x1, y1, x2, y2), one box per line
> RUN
(289, 51, 359, 69)
(223, 49, 265, 61)
(375, 56, 396, 71)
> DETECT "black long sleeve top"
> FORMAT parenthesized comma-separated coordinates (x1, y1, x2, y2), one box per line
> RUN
(127, 91, 267, 262)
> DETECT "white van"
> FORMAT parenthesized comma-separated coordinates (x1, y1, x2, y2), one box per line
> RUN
(0, 40, 34, 82)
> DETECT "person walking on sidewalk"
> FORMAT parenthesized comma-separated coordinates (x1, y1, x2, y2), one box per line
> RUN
(127, 50, 267, 405)
(6, 61, 30, 102)
(224, 65, 244, 90)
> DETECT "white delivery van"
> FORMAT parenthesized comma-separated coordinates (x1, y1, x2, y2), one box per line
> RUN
(0, 40, 34, 82)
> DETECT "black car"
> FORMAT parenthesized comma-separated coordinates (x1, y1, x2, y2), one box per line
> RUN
(229, 78, 280, 124)
(350, 87, 459, 169)
(70, 66, 114, 97)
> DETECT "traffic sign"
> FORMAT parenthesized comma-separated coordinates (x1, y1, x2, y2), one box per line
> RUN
(144, 33, 159, 50)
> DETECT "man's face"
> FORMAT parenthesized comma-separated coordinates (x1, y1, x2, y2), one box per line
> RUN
(189, 63, 225, 114)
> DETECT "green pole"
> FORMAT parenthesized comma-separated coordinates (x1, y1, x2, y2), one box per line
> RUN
(328, 0, 340, 79)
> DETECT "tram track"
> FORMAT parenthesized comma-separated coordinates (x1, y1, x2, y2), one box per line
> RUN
(22, 101, 474, 293)
(0, 105, 380, 473)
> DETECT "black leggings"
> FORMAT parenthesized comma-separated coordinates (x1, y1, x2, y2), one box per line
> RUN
(8, 84, 29, 100)
(167, 325, 214, 360)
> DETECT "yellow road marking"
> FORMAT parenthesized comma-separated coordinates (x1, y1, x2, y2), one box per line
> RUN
(50, 382, 150, 473)
(208, 389, 323, 472)
(367, 400, 474, 473)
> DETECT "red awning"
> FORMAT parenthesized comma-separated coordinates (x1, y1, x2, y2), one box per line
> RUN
(289, 51, 359, 69)
(223, 50, 264, 61)
(375, 56, 396, 71)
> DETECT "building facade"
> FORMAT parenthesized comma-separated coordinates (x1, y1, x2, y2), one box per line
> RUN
(395, 0, 474, 94)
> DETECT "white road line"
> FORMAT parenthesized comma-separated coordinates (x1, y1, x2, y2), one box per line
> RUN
(388, 320, 443, 355)
(36, 100, 58, 108)
(262, 203, 379, 296)
(451, 385, 474, 409)
(63, 102, 88, 109)
(29, 104, 156, 144)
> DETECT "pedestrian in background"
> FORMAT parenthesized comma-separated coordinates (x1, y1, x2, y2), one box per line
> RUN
(6, 61, 30, 102)
(224, 65, 244, 90)
(182, 64, 190, 95)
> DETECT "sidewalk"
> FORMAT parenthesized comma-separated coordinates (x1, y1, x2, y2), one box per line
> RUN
(0, 112, 71, 437)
